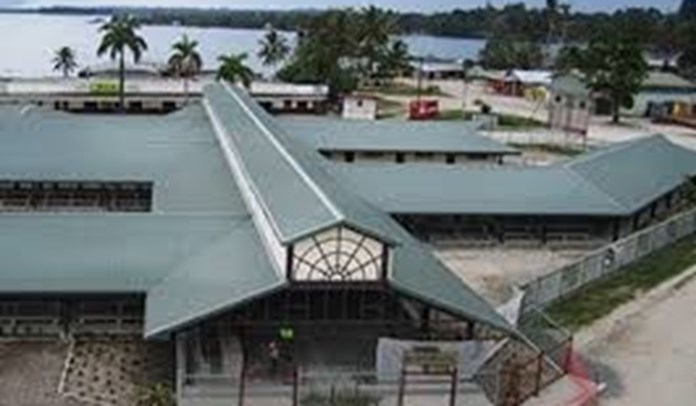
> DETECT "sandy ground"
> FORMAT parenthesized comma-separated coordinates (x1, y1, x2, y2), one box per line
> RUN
(389, 78, 696, 152)
(433, 247, 585, 305)
(574, 266, 696, 406)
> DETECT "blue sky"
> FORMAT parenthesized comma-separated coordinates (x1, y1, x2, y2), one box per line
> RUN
(1, 0, 682, 13)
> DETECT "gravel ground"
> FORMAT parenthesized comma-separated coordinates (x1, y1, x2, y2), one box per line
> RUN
(580, 266, 696, 406)
(392, 78, 696, 152)
(0, 341, 85, 406)
(433, 247, 585, 305)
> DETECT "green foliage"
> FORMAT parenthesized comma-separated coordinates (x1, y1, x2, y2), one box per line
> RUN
(168, 34, 202, 77)
(567, 36, 648, 123)
(547, 235, 696, 331)
(677, 19, 696, 79)
(363, 82, 444, 97)
(497, 114, 545, 128)
(96, 14, 148, 112)
(97, 14, 148, 63)
(554, 45, 583, 74)
(52, 46, 78, 77)
(32, 4, 689, 52)
(479, 36, 544, 70)
(258, 25, 291, 70)
(680, 0, 696, 19)
(277, 7, 409, 98)
(133, 383, 175, 406)
(217, 53, 255, 88)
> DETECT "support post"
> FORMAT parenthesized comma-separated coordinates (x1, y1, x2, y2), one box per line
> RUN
(563, 336, 574, 373)
(534, 353, 543, 396)
(238, 354, 247, 406)
(449, 368, 458, 406)
(397, 366, 406, 406)
(292, 366, 300, 406)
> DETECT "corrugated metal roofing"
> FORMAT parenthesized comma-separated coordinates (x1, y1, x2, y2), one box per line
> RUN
(333, 135, 696, 217)
(332, 164, 625, 215)
(0, 85, 518, 338)
(278, 115, 519, 155)
(144, 218, 284, 338)
(567, 135, 696, 213)
(642, 72, 696, 90)
(0, 105, 246, 214)
(0, 214, 239, 293)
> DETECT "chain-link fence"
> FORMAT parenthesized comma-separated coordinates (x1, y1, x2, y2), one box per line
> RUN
(180, 368, 504, 406)
(521, 207, 696, 312)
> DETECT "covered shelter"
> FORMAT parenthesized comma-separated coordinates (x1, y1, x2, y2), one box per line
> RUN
(0, 84, 521, 403)
(332, 135, 696, 247)
(278, 115, 520, 164)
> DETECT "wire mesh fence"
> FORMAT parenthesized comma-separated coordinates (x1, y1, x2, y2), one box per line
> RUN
(521, 207, 696, 312)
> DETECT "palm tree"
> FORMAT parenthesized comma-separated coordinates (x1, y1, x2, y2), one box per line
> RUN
(168, 34, 202, 104)
(358, 6, 396, 79)
(96, 14, 148, 112)
(258, 26, 290, 74)
(546, 0, 559, 45)
(217, 53, 255, 88)
(52, 46, 78, 78)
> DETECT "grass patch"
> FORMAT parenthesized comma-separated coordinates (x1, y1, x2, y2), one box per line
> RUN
(497, 114, 545, 129)
(547, 236, 696, 331)
(432, 109, 472, 121)
(432, 110, 544, 130)
(375, 96, 405, 120)
(508, 142, 586, 157)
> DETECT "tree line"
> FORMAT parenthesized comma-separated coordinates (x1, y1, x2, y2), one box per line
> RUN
(20, 2, 696, 51)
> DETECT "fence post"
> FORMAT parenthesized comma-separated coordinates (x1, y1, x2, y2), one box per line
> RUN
(397, 367, 406, 406)
(449, 367, 458, 406)
(563, 336, 574, 373)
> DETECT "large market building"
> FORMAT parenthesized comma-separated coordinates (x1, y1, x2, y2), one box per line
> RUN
(0, 81, 695, 404)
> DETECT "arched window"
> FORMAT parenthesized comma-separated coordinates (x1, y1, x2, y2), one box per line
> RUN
(291, 226, 386, 282)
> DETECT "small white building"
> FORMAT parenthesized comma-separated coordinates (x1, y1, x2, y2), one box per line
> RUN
(342, 96, 378, 120)
(250, 82, 330, 114)
(549, 74, 592, 136)
(502, 70, 552, 98)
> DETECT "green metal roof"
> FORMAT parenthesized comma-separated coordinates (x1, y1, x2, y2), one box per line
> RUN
(0, 84, 518, 339)
(0, 105, 246, 215)
(642, 72, 696, 90)
(0, 214, 238, 293)
(551, 74, 590, 97)
(567, 135, 696, 213)
(277, 115, 519, 155)
(333, 135, 696, 217)
(144, 218, 284, 338)
(332, 164, 625, 216)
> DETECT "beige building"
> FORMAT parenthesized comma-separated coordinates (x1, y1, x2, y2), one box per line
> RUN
(0, 78, 329, 114)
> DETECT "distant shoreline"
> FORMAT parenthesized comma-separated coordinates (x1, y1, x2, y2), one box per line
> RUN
(0, 7, 489, 41)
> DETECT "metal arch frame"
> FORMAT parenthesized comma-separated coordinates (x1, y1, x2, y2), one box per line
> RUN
(287, 225, 389, 284)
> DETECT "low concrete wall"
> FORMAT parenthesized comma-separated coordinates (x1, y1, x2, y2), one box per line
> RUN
(521, 207, 696, 312)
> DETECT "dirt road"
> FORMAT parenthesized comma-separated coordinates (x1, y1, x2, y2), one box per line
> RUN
(583, 269, 696, 406)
